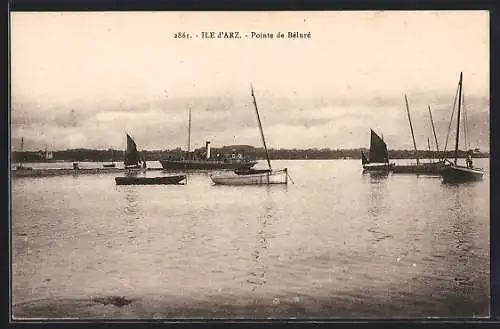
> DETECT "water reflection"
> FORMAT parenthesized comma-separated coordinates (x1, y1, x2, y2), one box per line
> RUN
(178, 193, 197, 251)
(365, 172, 391, 183)
(122, 187, 143, 243)
(366, 175, 392, 249)
(447, 186, 475, 291)
(247, 187, 275, 291)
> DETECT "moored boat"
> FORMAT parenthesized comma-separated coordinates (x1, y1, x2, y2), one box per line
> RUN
(103, 149, 116, 168)
(441, 72, 484, 183)
(442, 163, 483, 182)
(123, 133, 146, 171)
(210, 85, 292, 186)
(15, 137, 33, 171)
(392, 161, 446, 174)
(115, 175, 186, 185)
(160, 108, 257, 171)
(362, 129, 394, 173)
(234, 168, 271, 175)
(392, 95, 445, 175)
(210, 168, 288, 185)
(160, 158, 257, 170)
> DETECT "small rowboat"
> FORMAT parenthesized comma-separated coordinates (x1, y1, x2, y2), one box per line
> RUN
(234, 168, 271, 175)
(115, 175, 186, 185)
(210, 168, 288, 185)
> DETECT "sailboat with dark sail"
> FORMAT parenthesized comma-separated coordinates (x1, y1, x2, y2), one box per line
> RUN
(123, 133, 143, 170)
(209, 85, 291, 185)
(115, 133, 186, 185)
(442, 72, 484, 183)
(361, 129, 394, 173)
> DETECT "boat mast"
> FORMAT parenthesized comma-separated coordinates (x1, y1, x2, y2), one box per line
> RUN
(187, 107, 191, 160)
(444, 81, 460, 153)
(454, 72, 463, 165)
(462, 87, 469, 151)
(124, 132, 127, 165)
(251, 85, 272, 171)
(427, 137, 431, 161)
(20, 137, 24, 166)
(428, 105, 441, 159)
(404, 94, 420, 165)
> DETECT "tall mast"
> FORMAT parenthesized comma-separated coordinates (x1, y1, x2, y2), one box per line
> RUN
(462, 87, 469, 151)
(454, 72, 463, 165)
(20, 137, 24, 166)
(251, 84, 272, 171)
(444, 82, 460, 152)
(187, 107, 192, 160)
(404, 94, 420, 165)
(428, 105, 441, 158)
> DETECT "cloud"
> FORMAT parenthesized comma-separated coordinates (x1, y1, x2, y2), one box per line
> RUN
(10, 91, 490, 152)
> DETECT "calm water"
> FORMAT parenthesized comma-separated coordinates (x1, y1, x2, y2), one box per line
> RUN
(11, 159, 490, 319)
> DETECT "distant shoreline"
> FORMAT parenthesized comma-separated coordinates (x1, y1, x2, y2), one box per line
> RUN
(12, 157, 489, 164)
(11, 147, 489, 164)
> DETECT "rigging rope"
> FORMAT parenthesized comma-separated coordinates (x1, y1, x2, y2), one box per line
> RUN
(443, 80, 460, 153)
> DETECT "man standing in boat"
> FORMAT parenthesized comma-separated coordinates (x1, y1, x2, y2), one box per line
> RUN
(466, 151, 473, 168)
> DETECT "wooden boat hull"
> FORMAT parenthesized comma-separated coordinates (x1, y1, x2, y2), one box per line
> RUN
(234, 168, 271, 175)
(210, 170, 287, 185)
(392, 162, 446, 174)
(15, 166, 33, 171)
(115, 175, 186, 185)
(362, 163, 394, 173)
(103, 163, 116, 168)
(160, 159, 257, 170)
(442, 165, 483, 183)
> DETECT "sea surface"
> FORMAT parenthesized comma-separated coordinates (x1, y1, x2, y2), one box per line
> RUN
(11, 159, 490, 319)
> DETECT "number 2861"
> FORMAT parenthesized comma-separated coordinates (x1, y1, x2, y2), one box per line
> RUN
(174, 32, 191, 39)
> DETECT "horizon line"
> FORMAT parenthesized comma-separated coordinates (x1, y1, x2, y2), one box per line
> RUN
(11, 147, 489, 153)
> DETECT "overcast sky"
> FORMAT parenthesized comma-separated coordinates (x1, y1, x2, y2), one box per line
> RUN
(11, 11, 489, 152)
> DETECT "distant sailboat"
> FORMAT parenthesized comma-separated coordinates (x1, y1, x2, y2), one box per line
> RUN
(442, 72, 484, 183)
(362, 129, 394, 173)
(115, 133, 186, 184)
(15, 137, 32, 171)
(103, 149, 116, 168)
(209, 85, 292, 185)
(124, 133, 143, 170)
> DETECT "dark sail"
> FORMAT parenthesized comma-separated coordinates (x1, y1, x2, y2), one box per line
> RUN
(124, 134, 139, 166)
(361, 151, 369, 165)
(369, 129, 389, 163)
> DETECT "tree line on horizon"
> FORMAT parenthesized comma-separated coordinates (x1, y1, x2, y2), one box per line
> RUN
(11, 145, 489, 163)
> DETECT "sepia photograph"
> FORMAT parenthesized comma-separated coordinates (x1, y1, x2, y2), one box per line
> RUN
(10, 11, 490, 319)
